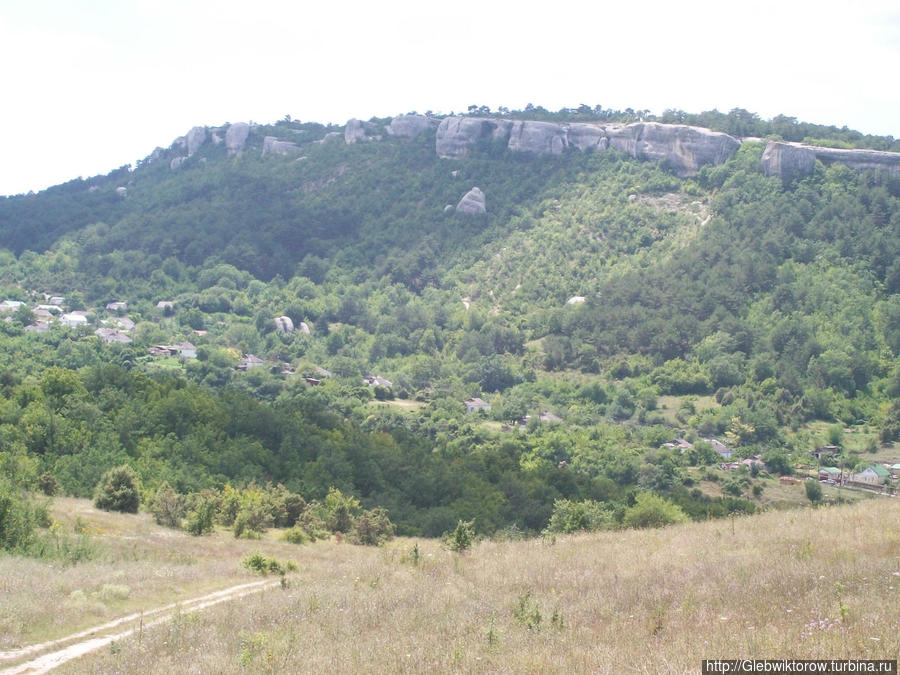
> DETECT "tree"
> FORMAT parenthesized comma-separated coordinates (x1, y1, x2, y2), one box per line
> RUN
(805, 480, 823, 506)
(93, 465, 141, 513)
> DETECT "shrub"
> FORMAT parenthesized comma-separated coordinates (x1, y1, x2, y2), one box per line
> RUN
(805, 480, 823, 505)
(622, 492, 689, 529)
(349, 507, 395, 546)
(151, 482, 184, 528)
(37, 472, 59, 496)
(443, 519, 476, 553)
(185, 492, 218, 535)
(93, 465, 141, 513)
(544, 499, 614, 534)
(322, 487, 360, 534)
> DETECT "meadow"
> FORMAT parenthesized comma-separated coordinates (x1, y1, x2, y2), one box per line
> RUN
(2, 497, 898, 673)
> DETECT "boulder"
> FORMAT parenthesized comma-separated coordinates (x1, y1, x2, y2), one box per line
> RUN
(607, 123, 739, 177)
(508, 121, 568, 155)
(186, 126, 207, 156)
(456, 187, 486, 215)
(299, 321, 311, 335)
(567, 123, 608, 152)
(211, 130, 223, 145)
(760, 141, 816, 181)
(386, 114, 435, 139)
(262, 136, 302, 157)
(225, 122, 250, 156)
(115, 187, 127, 197)
(436, 116, 513, 158)
(274, 316, 295, 333)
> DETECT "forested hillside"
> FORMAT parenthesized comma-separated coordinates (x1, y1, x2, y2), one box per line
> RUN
(1, 106, 899, 545)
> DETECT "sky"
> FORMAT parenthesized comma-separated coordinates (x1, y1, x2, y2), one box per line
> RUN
(1, 0, 899, 196)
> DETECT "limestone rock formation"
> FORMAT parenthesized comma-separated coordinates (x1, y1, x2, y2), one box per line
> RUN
(386, 114, 435, 139)
(567, 123, 609, 152)
(436, 117, 513, 158)
(316, 132, 343, 144)
(225, 122, 250, 156)
(607, 123, 740, 177)
(811, 146, 900, 177)
(760, 141, 816, 181)
(170, 156, 186, 171)
(760, 141, 900, 180)
(345, 119, 367, 143)
(262, 136, 302, 157)
(274, 316, 295, 333)
(186, 126, 207, 156)
(456, 187, 486, 215)
(508, 121, 568, 155)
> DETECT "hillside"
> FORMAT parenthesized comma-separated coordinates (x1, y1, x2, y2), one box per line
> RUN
(0, 105, 899, 540)
(2, 497, 898, 672)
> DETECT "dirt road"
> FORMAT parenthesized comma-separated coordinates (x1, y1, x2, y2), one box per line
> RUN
(0, 579, 279, 674)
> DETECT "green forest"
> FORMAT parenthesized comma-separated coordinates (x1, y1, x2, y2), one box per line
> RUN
(1, 106, 899, 551)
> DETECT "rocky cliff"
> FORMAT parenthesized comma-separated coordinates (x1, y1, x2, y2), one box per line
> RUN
(433, 116, 740, 176)
(761, 141, 900, 180)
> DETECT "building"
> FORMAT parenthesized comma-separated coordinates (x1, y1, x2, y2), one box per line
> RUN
(850, 465, 890, 486)
(465, 397, 492, 414)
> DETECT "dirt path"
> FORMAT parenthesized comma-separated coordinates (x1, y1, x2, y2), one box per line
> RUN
(0, 579, 280, 674)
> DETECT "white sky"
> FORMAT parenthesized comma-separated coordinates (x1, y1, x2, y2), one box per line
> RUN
(1, 0, 899, 196)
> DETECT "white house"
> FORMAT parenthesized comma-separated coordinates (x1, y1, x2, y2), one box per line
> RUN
(465, 397, 492, 414)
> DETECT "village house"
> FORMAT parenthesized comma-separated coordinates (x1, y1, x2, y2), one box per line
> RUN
(811, 445, 840, 460)
(364, 375, 393, 388)
(704, 438, 733, 459)
(94, 327, 133, 344)
(464, 397, 492, 414)
(60, 311, 89, 328)
(0, 300, 25, 312)
(850, 464, 890, 486)
(662, 438, 694, 451)
(539, 411, 562, 423)
(106, 301, 127, 312)
(818, 467, 842, 484)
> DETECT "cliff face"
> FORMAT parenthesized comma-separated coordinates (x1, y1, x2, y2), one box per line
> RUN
(761, 141, 900, 180)
(434, 116, 740, 177)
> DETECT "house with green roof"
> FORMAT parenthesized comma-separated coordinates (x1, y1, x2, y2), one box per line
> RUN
(850, 464, 890, 486)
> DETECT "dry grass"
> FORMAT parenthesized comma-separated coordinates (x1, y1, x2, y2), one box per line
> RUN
(0, 498, 298, 651)
(10, 498, 893, 673)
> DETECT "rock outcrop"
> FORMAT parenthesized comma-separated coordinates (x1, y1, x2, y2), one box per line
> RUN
(456, 187, 486, 215)
(760, 142, 816, 181)
(436, 117, 513, 158)
(386, 114, 436, 139)
(225, 122, 250, 156)
(760, 141, 900, 180)
(567, 123, 609, 152)
(262, 136, 302, 157)
(186, 126, 207, 156)
(434, 116, 738, 175)
(508, 121, 568, 155)
(274, 316, 294, 333)
(345, 119, 368, 143)
(170, 156, 186, 171)
(606, 123, 740, 177)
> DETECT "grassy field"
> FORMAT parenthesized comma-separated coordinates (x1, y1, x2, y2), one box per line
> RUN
(2, 497, 898, 672)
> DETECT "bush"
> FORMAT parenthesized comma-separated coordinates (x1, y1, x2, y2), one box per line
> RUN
(622, 492, 689, 529)
(151, 482, 184, 528)
(93, 465, 141, 513)
(0, 478, 38, 552)
(544, 499, 614, 534)
(349, 507, 395, 546)
(443, 519, 475, 553)
(185, 492, 218, 535)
